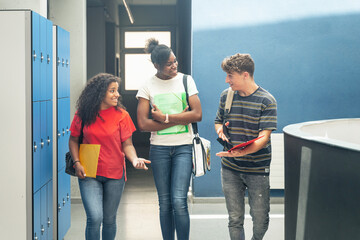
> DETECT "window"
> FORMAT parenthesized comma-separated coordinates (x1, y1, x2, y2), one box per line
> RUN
(121, 30, 173, 92)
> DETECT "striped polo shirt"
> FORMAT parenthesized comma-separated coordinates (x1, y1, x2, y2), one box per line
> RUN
(215, 86, 277, 175)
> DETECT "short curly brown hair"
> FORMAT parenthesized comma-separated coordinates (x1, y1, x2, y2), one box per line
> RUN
(221, 53, 255, 77)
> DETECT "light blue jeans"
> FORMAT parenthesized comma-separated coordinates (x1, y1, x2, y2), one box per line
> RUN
(221, 167, 270, 240)
(150, 144, 193, 240)
(78, 174, 125, 240)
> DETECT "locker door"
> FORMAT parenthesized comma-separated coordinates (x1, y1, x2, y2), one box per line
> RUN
(57, 169, 65, 240)
(57, 98, 64, 170)
(40, 101, 47, 188)
(40, 186, 47, 240)
(45, 101, 53, 183)
(64, 98, 71, 165)
(59, 98, 67, 170)
(32, 12, 40, 102)
(57, 28, 64, 98)
(33, 191, 41, 240)
(33, 102, 41, 192)
(46, 20, 53, 101)
(58, 169, 71, 240)
(62, 171, 71, 238)
(56, 27, 61, 98)
(65, 30, 70, 97)
(39, 16, 47, 101)
(47, 181, 53, 240)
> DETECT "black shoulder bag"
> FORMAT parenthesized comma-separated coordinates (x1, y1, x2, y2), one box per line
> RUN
(65, 121, 84, 176)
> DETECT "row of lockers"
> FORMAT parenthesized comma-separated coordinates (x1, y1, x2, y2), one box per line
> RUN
(54, 24, 72, 240)
(0, 9, 71, 240)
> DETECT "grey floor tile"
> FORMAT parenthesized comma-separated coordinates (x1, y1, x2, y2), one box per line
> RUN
(65, 166, 284, 240)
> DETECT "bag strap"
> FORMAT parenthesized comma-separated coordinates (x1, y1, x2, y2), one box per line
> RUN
(182, 74, 199, 135)
(224, 87, 234, 118)
(79, 119, 85, 145)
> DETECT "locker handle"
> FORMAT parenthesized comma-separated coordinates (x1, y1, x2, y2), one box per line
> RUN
(41, 140, 44, 148)
(47, 138, 51, 145)
(47, 54, 50, 64)
(34, 234, 38, 240)
(63, 198, 66, 206)
(58, 203, 61, 212)
(57, 57, 60, 65)
(41, 225, 45, 234)
(62, 129, 65, 136)
(57, 131, 61, 137)
(66, 59, 69, 66)
(34, 142, 37, 152)
(62, 58, 65, 66)
(41, 53, 44, 62)
(47, 217, 51, 227)
(67, 193, 70, 200)
(33, 51, 37, 61)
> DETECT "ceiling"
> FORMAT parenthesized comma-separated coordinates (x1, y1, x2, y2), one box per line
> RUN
(117, 0, 177, 5)
(88, 0, 176, 7)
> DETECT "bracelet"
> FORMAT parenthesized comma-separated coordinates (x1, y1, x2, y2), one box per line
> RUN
(164, 113, 169, 123)
(73, 160, 80, 166)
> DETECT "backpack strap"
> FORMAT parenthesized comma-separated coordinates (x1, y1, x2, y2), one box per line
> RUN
(224, 87, 234, 116)
(183, 74, 199, 135)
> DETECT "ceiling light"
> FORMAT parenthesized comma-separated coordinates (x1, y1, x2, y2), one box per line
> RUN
(122, 0, 134, 24)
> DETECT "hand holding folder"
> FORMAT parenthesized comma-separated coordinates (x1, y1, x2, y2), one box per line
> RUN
(79, 144, 101, 178)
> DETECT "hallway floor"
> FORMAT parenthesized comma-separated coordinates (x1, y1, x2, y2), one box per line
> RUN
(65, 166, 284, 240)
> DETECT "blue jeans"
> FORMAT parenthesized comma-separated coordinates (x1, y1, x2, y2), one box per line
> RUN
(150, 144, 193, 240)
(221, 167, 270, 240)
(78, 175, 125, 240)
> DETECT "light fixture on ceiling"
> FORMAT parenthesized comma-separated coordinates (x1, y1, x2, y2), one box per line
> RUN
(122, 0, 134, 24)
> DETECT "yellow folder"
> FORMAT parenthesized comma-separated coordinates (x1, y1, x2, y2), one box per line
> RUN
(79, 144, 101, 178)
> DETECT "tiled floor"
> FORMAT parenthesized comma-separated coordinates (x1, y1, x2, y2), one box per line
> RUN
(65, 166, 284, 240)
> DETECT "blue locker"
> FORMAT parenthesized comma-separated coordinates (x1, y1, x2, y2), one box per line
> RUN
(55, 25, 71, 239)
(47, 181, 53, 239)
(58, 169, 71, 240)
(64, 98, 71, 144)
(46, 20, 53, 101)
(57, 98, 65, 170)
(40, 186, 47, 239)
(40, 17, 47, 101)
(40, 101, 47, 188)
(65, 31, 70, 97)
(47, 180, 54, 239)
(33, 102, 41, 192)
(56, 27, 62, 98)
(32, 12, 40, 102)
(33, 190, 41, 240)
(45, 101, 53, 183)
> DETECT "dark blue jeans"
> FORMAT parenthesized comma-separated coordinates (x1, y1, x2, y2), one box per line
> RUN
(221, 167, 270, 240)
(78, 175, 125, 240)
(150, 144, 193, 240)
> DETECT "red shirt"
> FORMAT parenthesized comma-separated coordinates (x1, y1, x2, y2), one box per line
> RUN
(69, 107, 136, 180)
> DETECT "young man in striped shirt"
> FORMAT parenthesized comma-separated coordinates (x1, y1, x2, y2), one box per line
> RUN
(215, 53, 277, 240)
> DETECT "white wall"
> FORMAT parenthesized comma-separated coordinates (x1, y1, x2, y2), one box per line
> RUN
(0, 0, 47, 17)
(48, 0, 87, 118)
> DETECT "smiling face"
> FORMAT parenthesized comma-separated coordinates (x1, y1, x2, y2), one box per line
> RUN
(155, 52, 178, 80)
(100, 81, 120, 110)
(225, 71, 247, 91)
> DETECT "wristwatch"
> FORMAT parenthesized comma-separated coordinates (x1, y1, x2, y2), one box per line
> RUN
(164, 113, 169, 123)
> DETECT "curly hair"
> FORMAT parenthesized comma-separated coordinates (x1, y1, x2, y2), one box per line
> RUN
(145, 38, 172, 68)
(76, 73, 124, 125)
(221, 53, 255, 77)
